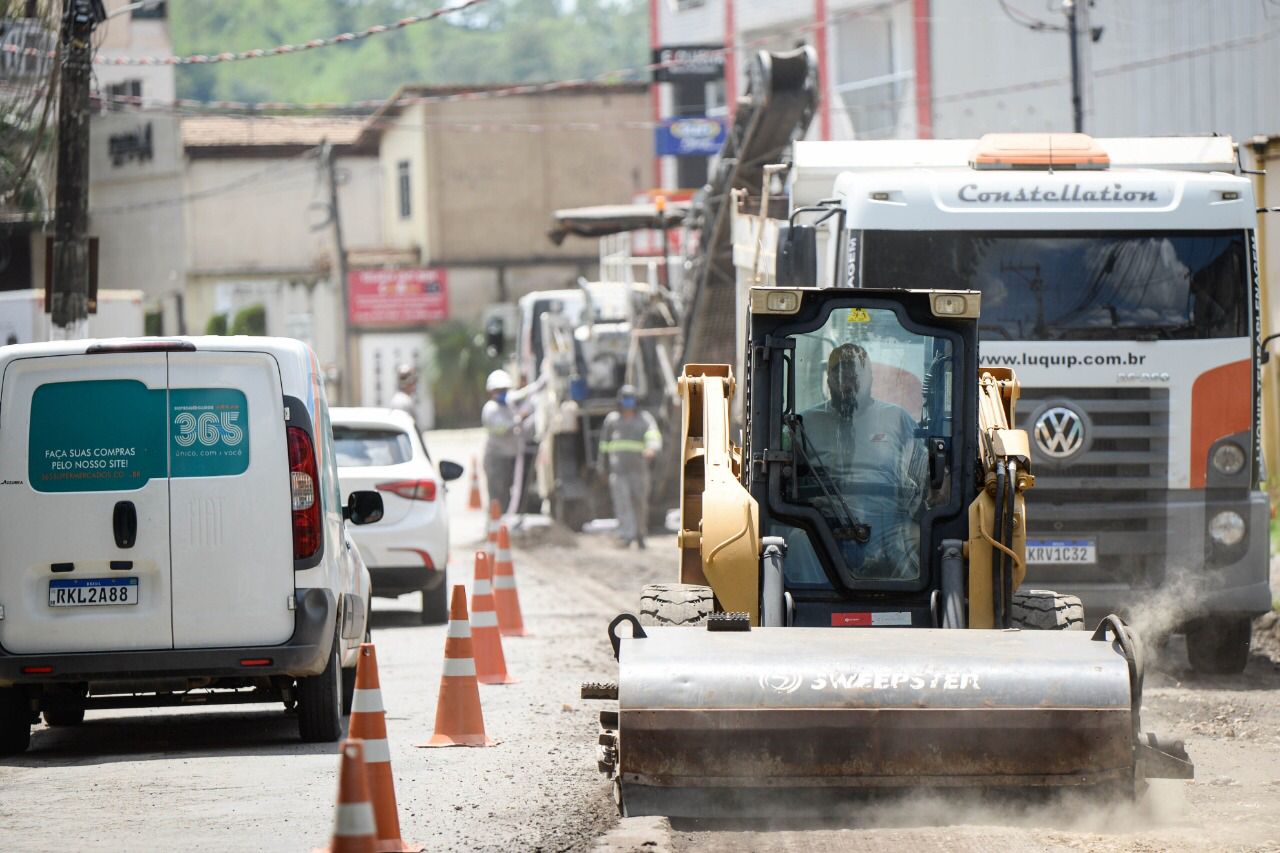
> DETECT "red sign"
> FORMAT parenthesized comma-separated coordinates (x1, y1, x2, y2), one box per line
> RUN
(348, 268, 448, 327)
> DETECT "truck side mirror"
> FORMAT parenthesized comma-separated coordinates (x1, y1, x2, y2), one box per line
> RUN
(484, 315, 506, 357)
(344, 490, 384, 525)
(775, 223, 818, 287)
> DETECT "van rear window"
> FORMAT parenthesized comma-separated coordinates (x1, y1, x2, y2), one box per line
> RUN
(333, 427, 411, 467)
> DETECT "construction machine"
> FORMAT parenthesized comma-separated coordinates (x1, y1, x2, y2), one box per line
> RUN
(583, 284, 1193, 817)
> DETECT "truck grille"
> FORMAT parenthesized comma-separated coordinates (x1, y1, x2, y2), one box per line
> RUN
(1013, 387, 1169, 589)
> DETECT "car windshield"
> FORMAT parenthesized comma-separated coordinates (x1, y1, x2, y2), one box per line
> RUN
(779, 306, 953, 586)
(860, 230, 1249, 341)
(333, 426, 412, 467)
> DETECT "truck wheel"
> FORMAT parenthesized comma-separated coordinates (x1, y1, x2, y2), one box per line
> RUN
(639, 583, 715, 627)
(421, 574, 448, 625)
(1010, 589, 1085, 631)
(43, 707, 86, 727)
(0, 688, 32, 755)
(297, 636, 343, 743)
(1186, 616, 1252, 675)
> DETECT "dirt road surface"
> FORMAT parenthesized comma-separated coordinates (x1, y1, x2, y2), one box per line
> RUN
(1, 428, 1278, 851)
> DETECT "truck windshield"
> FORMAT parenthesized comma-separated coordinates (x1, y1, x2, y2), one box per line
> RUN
(860, 230, 1248, 341)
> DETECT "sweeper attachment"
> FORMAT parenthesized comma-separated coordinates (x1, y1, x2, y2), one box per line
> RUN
(583, 286, 1191, 817)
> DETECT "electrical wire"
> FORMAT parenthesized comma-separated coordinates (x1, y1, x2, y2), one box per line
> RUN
(1, 0, 495, 67)
(996, 0, 1066, 32)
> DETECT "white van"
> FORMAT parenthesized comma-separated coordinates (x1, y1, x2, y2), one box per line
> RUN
(0, 337, 383, 753)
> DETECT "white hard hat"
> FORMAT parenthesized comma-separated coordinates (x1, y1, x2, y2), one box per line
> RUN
(486, 369, 513, 392)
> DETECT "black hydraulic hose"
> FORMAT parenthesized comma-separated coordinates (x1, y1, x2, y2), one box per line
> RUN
(991, 461, 1007, 628)
(1002, 461, 1018, 629)
(1092, 614, 1144, 741)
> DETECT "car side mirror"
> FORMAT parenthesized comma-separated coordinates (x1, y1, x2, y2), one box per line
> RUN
(344, 490, 384, 525)
(438, 459, 464, 482)
(775, 223, 818, 288)
(484, 316, 506, 358)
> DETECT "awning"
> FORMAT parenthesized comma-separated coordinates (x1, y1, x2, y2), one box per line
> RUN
(548, 202, 687, 246)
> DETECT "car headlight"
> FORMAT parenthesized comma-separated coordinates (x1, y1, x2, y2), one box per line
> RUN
(1208, 510, 1246, 547)
(1211, 443, 1246, 476)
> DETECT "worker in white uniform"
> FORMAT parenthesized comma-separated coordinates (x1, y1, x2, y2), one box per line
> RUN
(481, 369, 520, 514)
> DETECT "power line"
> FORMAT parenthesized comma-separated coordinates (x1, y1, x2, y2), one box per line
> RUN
(0, 0, 494, 67)
(996, 0, 1066, 32)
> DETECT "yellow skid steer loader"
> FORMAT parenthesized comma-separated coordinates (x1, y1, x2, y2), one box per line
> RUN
(584, 286, 1191, 817)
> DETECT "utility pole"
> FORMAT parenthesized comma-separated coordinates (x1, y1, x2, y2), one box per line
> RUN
(50, 0, 105, 331)
(322, 142, 355, 404)
(1063, 0, 1094, 133)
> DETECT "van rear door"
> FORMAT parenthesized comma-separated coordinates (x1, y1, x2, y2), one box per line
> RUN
(167, 351, 294, 648)
(0, 354, 173, 654)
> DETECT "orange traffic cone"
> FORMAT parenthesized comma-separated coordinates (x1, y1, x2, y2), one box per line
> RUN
(348, 645, 422, 853)
(493, 523, 529, 637)
(315, 740, 377, 853)
(468, 456, 483, 510)
(418, 585, 497, 748)
(485, 499, 501, 562)
(471, 551, 517, 684)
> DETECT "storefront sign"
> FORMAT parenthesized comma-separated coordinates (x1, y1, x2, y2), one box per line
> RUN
(348, 268, 448, 327)
(655, 116, 726, 157)
(652, 44, 724, 82)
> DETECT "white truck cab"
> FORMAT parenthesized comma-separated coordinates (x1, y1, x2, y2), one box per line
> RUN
(0, 336, 383, 752)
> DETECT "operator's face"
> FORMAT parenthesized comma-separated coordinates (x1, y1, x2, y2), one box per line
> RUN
(827, 347, 869, 418)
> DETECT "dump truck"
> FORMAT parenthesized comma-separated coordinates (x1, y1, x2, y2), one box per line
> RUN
(714, 132, 1267, 674)
(583, 283, 1192, 817)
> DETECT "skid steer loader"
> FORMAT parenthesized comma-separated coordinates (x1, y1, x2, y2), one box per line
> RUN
(583, 285, 1192, 817)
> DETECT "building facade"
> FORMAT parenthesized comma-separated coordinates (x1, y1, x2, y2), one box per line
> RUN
(652, 0, 1280, 166)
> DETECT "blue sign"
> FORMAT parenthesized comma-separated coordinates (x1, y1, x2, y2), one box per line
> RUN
(655, 116, 726, 157)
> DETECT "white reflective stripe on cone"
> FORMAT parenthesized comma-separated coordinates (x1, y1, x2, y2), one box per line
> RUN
(447, 620, 471, 638)
(334, 802, 377, 837)
(473, 579, 493, 596)
(350, 688, 384, 714)
(471, 610, 499, 628)
(493, 575, 517, 590)
(497, 549, 512, 561)
(360, 737, 391, 764)
(443, 657, 477, 677)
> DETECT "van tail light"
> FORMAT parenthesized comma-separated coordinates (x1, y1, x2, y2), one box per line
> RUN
(287, 426, 322, 560)
(377, 479, 437, 502)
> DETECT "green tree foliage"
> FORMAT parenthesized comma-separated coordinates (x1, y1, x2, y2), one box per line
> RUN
(204, 313, 229, 335)
(428, 320, 500, 428)
(230, 304, 267, 336)
(168, 0, 648, 106)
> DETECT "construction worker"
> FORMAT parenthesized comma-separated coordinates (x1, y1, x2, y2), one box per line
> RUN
(481, 369, 519, 514)
(389, 363, 418, 423)
(598, 384, 661, 549)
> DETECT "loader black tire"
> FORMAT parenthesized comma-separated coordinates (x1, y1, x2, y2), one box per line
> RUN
(1010, 589, 1085, 631)
(639, 583, 714, 627)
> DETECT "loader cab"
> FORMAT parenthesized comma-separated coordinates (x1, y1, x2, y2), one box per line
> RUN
(745, 287, 979, 626)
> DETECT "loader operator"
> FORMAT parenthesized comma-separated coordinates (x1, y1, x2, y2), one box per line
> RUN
(799, 343, 928, 580)
(598, 385, 662, 549)
(482, 369, 520, 514)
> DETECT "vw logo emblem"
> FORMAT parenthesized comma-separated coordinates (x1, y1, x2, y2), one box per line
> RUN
(1034, 406, 1086, 459)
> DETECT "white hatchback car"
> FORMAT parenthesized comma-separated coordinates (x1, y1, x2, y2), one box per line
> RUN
(331, 408, 461, 624)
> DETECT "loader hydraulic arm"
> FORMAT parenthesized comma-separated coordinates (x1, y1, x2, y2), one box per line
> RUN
(966, 367, 1035, 629)
(675, 365, 761, 623)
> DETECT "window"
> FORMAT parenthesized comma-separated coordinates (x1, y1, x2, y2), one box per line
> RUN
(397, 160, 411, 219)
(106, 79, 142, 111)
(832, 6, 913, 139)
(333, 426, 413, 468)
(860, 231, 1250, 341)
(779, 305, 954, 586)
